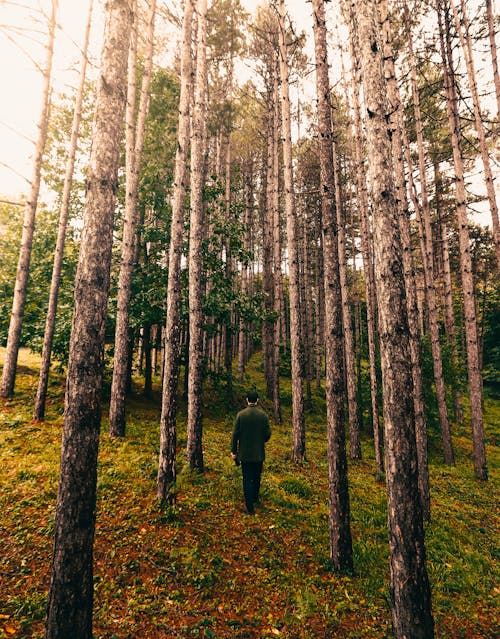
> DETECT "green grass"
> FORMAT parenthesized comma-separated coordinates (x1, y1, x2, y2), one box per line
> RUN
(0, 347, 498, 638)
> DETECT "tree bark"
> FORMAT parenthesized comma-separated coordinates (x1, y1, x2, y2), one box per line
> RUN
(438, 0, 488, 480)
(0, 0, 58, 398)
(406, 18, 454, 466)
(263, 89, 276, 400)
(348, 33, 384, 475)
(34, 0, 93, 421)
(350, 1, 434, 636)
(157, 0, 194, 502)
(333, 142, 361, 460)
(271, 71, 282, 424)
(109, 0, 156, 436)
(449, 0, 500, 272)
(312, 0, 353, 572)
(186, 0, 208, 472)
(277, 0, 305, 462)
(435, 161, 463, 423)
(45, 2, 132, 637)
(485, 0, 500, 121)
(381, 0, 431, 521)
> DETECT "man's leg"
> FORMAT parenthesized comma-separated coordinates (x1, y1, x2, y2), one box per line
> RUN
(241, 462, 255, 514)
(253, 461, 263, 503)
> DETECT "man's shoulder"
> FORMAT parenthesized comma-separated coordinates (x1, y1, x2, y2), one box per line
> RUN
(237, 406, 268, 419)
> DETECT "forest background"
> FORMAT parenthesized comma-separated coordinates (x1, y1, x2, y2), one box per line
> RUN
(0, 0, 499, 637)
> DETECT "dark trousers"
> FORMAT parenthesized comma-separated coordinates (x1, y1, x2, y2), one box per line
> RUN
(241, 461, 263, 514)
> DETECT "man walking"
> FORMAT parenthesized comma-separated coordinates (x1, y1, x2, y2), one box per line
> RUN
(231, 390, 271, 515)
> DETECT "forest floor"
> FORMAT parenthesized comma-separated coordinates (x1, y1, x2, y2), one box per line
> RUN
(0, 348, 498, 639)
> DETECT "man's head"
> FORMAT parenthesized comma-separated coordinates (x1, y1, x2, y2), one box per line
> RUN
(246, 390, 259, 405)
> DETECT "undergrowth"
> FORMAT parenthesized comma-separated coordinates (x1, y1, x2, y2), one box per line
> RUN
(0, 348, 498, 638)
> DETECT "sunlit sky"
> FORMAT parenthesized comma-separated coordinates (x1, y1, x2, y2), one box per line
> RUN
(0, 0, 315, 199)
(0, 0, 497, 228)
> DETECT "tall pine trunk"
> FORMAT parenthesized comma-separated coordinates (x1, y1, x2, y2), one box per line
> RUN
(109, 0, 157, 436)
(186, 0, 208, 472)
(350, 1, 434, 635)
(277, 0, 305, 462)
(34, 0, 93, 421)
(271, 72, 282, 423)
(485, 0, 500, 120)
(348, 34, 384, 475)
(157, 0, 194, 503)
(0, 0, 58, 398)
(333, 142, 361, 460)
(438, 0, 487, 481)
(312, 0, 353, 572)
(406, 19, 454, 465)
(435, 161, 464, 423)
(381, 0, 430, 520)
(449, 0, 500, 272)
(45, 2, 132, 636)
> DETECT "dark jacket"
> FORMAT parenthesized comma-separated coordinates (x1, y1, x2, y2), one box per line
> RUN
(231, 405, 271, 463)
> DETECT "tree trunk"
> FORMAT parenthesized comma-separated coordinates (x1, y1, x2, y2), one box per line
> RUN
(109, 0, 156, 436)
(438, 0, 488, 480)
(238, 165, 253, 379)
(449, 0, 500, 272)
(45, 2, 132, 636)
(350, 1, 434, 636)
(312, 0, 353, 572)
(34, 0, 93, 421)
(277, 0, 305, 462)
(271, 72, 282, 424)
(186, 0, 208, 473)
(263, 91, 276, 400)
(381, 0, 431, 521)
(333, 142, 361, 460)
(348, 33, 384, 475)
(314, 234, 324, 391)
(406, 19, 454, 465)
(435, 161, 463, 423)
(157, 0, 193, 501)
(0, 0, 58, 398)
(485, 0, 500, 120)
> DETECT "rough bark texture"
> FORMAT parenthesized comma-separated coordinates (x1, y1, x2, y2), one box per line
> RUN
(0, 0, 58, 398)
(34, 0, 93, 421)
(109, 0, 156, 436)
(312, 0, 353, 572)
(435, 162, 463, 423)
(439, 0, 487, 481)
(109, 1, 138, 434)
(381, 0, 430, 521)
(263, 90, 276, 401)
(277, 0, 305, 462)
(271, 72, 282, 424)
(348, 34, 384, 474)
(350, 1, 434, 636)
(186, 0, 208, 472)
(406, 19, 454, 466)
(157, 0, 193, 503)
(45, 2, 132, 637)
(449, 0, 500, 272)
(485, 0, 500, 120)
(333, 143, 361, 460)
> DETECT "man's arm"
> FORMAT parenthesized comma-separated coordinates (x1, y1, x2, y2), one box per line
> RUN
(264, 415, 271, 442)
(231, 416, 240, 456)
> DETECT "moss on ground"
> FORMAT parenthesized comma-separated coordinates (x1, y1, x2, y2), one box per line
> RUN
(0, 348, 498, 638)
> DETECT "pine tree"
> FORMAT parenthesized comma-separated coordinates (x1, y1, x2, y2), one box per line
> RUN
(45, 2, 133, 636)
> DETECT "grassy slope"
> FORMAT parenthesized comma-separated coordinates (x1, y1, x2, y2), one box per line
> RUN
(0, 348, 498, 639)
